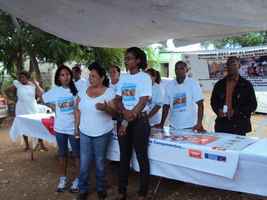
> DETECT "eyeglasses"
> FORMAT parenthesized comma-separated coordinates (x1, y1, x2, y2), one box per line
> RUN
(124, 56, 136, 61)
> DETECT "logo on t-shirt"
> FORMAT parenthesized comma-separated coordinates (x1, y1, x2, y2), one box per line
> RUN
(173, 93, 186, 111)
(121, 83, 136, 106)
(57, 97, 75, 113)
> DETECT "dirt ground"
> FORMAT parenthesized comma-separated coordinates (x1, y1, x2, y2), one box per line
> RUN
(1, 93, 267, 200)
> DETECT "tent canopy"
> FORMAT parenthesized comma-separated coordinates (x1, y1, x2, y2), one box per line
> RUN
(0, 0, 267, 47)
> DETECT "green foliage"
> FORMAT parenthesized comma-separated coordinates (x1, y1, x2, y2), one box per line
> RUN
(93, 47, 124, 69)
(0, 10, 125, 77)
(144, 47, 161, 70)
(203, 32, 267, 49)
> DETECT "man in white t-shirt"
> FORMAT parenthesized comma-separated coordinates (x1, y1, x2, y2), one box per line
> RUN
(72, 64, 88, 91)
(155, 61, 205, 132)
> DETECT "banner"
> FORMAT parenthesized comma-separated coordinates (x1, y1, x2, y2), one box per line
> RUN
(207, 55, 267, 88)
(107, 128, 257, 179)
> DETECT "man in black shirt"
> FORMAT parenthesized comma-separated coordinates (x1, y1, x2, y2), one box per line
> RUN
(210, 56, 257, 136)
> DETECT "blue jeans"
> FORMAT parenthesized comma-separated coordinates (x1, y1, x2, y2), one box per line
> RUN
(55, 132, 80, 158)
(78, 131, 111, 193)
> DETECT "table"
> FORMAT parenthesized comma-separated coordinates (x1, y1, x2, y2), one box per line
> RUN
(10, 113, 267, 196)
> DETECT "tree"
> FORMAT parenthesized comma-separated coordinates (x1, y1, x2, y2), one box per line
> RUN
(0, 12, 25, 77)
(145, 47, 161, 70)
(92, 47, 124, 69)
(0, 10, 126, 85)
(203, 32, 267, 49)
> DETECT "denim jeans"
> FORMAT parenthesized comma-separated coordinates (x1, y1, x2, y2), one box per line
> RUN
(55, 132, 80, 158)
(78, 131, 112, 193)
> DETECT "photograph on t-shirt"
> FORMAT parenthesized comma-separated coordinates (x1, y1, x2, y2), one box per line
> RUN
(173, 93, 186, 110)
(122, 83, 136, 101)
(57, 97, 75, 113)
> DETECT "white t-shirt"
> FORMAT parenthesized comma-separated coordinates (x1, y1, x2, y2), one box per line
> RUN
(164, 78, 203, 129)
(13, 80, 38, 115)
(148, 83, 163, 126)
(78, 86, 115, 137)
(109, 82, 119, 93)
(42, 86, 76, 135)
(116, 71, 152, 111)
(75, 78, 89, 92)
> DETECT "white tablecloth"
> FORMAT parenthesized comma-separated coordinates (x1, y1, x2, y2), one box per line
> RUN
(10, 114, 267, 196)
(10, 113, 56, 143)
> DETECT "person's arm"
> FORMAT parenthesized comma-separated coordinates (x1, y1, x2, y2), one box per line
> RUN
(192, 100, 206, 132)
(148, 85, 162, 119)
(114, 95, 124, 113)
(234, 81, 257, 117)
(4, 85, 16, 101)
(74, 97, 81, 139)
(96, 100, 117, 117)
(154, 104, 170, 128)
(40, 88, 56, 111)
(148, 105, 161, 119)
(32, 80, 44, 98)
(130, 96, 150, 118)
(113, 95, 128, 136)
(114, 96, 150, 122)
(210, 82, 222, 116)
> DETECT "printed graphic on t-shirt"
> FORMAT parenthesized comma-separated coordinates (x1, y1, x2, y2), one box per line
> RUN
(173, 93, 186, 111)
(122, 83, 136, 106)
(57, 97, 75, 113)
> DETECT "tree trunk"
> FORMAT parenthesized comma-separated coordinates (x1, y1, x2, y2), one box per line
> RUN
(15, 50, 23, 73)
(30, 55, 43, 86)
(29, 57, 35, 74)
(11, 16, 24, 74)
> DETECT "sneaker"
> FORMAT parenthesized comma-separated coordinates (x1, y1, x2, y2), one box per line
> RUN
(56, 176, 68, 192)
(69, 177, 79, 193)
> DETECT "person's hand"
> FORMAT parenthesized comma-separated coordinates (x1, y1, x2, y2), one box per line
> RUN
(74, 129, 80, 139)
(227, 109, 234, 120)
(153, 123, 164, 129)
(106, 100, 116, 110)
(118, 124, 127, 136)
(123, 110, 137, 122)
(31, 79, 40, 86)
(192, 123, 206, 133)
(96, 101, 107, 111)
(218, 110, 226, 118)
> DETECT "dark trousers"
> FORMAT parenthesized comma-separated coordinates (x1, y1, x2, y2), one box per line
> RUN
(118, 115, 150, 197)
(215, 117, 248, 136)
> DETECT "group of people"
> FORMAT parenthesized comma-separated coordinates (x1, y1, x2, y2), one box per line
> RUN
(8, 47, 258, 200)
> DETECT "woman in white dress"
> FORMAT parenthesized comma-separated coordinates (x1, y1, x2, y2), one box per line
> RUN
(5, 71, 46, 151)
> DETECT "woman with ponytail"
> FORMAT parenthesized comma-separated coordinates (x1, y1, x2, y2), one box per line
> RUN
(76, 64, 116, 200)
(42, 65, 80, 193)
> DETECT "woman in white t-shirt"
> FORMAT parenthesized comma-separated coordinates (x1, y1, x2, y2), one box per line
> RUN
(109, 64, 121, 93)
(75, 65, 115, 200)
(42, 65, 80, 193)
(145, 68, 163, 126)
(5, 71, 46, 151)
(115, 47, 152, 200)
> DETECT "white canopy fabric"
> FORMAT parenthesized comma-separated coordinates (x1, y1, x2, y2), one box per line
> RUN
(0, 0, 267, 47)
